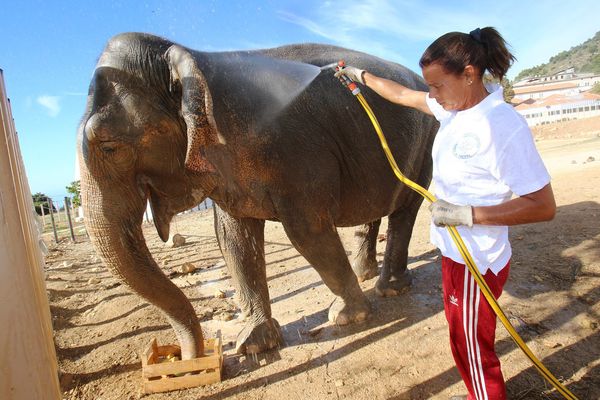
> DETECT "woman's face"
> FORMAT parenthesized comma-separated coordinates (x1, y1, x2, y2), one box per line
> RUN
(422, 63, 470, 111)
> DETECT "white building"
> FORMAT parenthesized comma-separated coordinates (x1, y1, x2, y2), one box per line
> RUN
(514, 91, 600, 126)
(513, 67, 600, 101)
(512, 66, 600, 126)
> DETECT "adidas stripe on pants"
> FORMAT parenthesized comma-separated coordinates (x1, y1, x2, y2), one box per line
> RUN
(442, 256, 510, 400)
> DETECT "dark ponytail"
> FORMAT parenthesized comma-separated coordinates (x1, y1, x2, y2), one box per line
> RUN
(419, 27, 516, 81)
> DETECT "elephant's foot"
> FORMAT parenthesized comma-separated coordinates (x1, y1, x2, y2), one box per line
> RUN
(375, 271, 412, 297)
(352, 257, 379, 283)
(235, 318, 284, 355)
(328, 296, 371, 326)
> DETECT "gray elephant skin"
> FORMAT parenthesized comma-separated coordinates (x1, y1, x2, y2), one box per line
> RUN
(78, 32, 438, 359)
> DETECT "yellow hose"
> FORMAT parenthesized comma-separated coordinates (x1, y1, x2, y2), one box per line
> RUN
(355, 92, 578, 400)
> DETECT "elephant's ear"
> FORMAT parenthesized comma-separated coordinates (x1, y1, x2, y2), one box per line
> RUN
(166, 45, 220, 173)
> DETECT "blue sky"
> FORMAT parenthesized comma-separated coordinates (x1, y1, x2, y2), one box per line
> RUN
(1, 0, 599, 201)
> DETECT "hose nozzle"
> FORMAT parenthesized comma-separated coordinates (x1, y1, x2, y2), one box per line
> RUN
(335, 60, 361, 96)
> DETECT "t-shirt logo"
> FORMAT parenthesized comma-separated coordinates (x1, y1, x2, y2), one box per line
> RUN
(452, 132, 480, 159)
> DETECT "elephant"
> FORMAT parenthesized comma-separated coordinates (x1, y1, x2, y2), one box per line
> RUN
(78, 32, 438, 359)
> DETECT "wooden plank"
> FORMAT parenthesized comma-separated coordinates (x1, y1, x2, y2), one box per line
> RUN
(141, 337, 223, 393)
(155, 344, 181, 357)
(142, 339, 157, 367)
(0, 69, 61, 399)
(143, 371, 220, 394)
(216, 336, 222, 361)
(143, 355, 221, 378)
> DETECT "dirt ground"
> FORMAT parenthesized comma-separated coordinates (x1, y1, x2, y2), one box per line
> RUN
(45, 117, 600, 400)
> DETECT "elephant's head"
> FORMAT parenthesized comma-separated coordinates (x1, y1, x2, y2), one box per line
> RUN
(78, 33, 222, 358)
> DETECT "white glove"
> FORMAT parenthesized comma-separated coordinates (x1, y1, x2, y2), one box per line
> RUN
(429, 199, 473, 227)
(334, 66, 366, 85)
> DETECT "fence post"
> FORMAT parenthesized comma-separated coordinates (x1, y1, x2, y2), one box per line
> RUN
(55, 199, 61, 223)
(0, 68, 62, 399)
(64, 196, 75, 242)
(47, 198, 59, 243)
(39, 200, 46, 226)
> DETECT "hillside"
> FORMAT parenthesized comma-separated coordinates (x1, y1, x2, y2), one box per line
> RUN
(514, 31, 600, 81)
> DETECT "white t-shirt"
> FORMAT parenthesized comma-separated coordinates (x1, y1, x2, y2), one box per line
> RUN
(426, 84, 551, 275)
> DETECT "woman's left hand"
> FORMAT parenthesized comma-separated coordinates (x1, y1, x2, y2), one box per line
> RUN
(429, 199, 473, 227)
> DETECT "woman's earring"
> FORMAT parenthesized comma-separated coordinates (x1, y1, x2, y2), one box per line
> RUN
(468, 80, 473, 85)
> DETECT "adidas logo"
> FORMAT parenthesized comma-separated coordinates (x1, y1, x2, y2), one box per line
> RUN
(449, 294, 459, 306)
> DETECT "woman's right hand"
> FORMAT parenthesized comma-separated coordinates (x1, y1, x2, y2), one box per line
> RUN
(334, 66, 366, 84)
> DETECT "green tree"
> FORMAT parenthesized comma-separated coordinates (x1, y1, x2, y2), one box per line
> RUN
(514, 65, 546, 82)
(32, 192, 49, 204)
(483, 75, 514, 103)
(501, 77, 514, 103)
(66, 180, 81, 208)
(591, 82, 600, 95)
(32, 192, 55, 215)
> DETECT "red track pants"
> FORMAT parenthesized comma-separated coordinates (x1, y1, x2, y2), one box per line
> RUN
(442, 256, 510, 400)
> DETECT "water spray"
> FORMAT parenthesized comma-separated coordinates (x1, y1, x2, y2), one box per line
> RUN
(319, 62, 338, 71)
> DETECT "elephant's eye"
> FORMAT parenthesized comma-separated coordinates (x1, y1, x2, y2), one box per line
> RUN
(100, 141, 117, 154)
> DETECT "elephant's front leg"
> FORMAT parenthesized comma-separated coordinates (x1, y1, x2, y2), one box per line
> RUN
(282, 214, 371, 326)
(213, 205, 283, 354)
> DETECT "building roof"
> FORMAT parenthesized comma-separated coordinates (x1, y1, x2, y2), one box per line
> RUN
(513, 70, 599, 89)
(553, 67, 574, 75)
(514, 91, 600, 111)
(513, 81, 578, 94)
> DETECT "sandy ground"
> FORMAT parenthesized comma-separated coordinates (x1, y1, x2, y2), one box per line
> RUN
(45, 117, 600, 400)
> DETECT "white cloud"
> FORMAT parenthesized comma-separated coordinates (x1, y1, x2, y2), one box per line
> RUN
(280, 1, 483, 43)
(276, 8, 408, 63)
(277, 10, 337, 41)
(276, 1, 485, 66)
(277, 0, 600, 78)
(313, 0, 434, 40)
(36, 95, 61, 117)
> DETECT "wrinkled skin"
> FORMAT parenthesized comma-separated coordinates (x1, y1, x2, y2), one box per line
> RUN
(79, 32, 438, 358)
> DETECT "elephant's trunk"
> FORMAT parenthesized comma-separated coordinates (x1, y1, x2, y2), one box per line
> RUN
(80, 164, 204, 359)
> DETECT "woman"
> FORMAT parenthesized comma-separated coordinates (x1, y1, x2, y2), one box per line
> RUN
(337, 27, 556, 400)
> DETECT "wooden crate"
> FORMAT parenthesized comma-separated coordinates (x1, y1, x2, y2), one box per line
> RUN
(141, 335, 223, 394)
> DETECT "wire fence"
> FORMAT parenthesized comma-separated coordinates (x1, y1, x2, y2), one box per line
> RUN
(36, 197, 85, 244)
(38, 197, 214, 244)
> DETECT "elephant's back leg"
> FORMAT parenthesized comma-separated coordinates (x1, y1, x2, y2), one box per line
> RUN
(351, 219, 382, 282)
(277, 204, 371, 326)
(375, 166, 430, 297)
